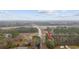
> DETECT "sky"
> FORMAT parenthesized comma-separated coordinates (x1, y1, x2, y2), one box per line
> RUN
(0, 10, 79, 21)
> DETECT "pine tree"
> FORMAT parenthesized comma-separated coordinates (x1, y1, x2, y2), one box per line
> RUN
(45, 33, 56, 49)
(32, 36, 41, 49)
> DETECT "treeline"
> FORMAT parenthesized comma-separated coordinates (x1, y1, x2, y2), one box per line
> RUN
(15, 27, 38, 33)
(53, 27, 79, 46)
(0, 27, 38, 38)
(54, 27, 79, 34)
(0, 27, 38, 33)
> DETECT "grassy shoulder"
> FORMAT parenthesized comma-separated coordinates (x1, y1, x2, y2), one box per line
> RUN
(69, 45, 79, 49)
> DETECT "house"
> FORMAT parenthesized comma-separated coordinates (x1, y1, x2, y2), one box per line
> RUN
(4, 33, 12, 38)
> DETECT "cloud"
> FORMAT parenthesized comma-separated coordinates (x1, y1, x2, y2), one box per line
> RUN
(0, 11, 17, 20)
(0, 10, 30, 21)
(37, 10, 56, 14)
(0, 10, 9, 14)
(0, 10, 10, 17)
